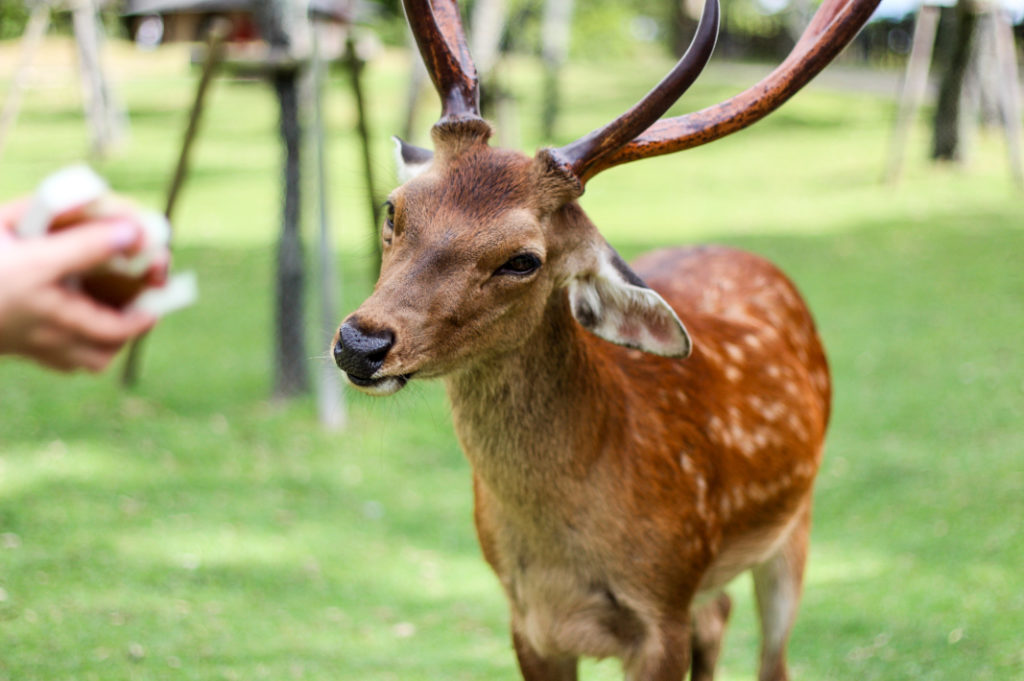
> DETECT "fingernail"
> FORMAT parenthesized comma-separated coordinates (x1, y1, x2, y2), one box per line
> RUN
(109, 221, 139, 250)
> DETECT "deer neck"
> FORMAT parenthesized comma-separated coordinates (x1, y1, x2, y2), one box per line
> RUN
(444, 293, 622, 509)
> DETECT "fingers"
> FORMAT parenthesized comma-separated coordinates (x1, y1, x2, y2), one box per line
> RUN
(26, 332, 123, 374)
(14, 288, 155, 373)
(20, 220, 144, 283)
(0, 197, 29, 232)
(52, 291, 156, 347)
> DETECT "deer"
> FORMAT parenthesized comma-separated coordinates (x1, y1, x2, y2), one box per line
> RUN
(332, 0, 879, 678)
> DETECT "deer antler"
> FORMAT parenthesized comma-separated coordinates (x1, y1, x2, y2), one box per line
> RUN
(543, 0, 720, 185)
(403, 0, 480, 124)
(548, 0, 880, 186)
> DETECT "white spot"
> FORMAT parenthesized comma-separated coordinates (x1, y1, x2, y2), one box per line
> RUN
(680, 454, 695, 474)
(758, 399, 787, 423)
(723, 343, 745, 362)
(700, 289, 721, 313)
(707, 415, 730, 446)
(695, 475, 709, 516)
(752, 427, 772, 450)
(786, 414, 809, 439)
(702, 346, 723, 366)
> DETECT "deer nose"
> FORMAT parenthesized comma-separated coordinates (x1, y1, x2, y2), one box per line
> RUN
(334, 320, 395, 380)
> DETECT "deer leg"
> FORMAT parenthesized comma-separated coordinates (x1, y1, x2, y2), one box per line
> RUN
(752, 507, 811, 681)
(623, 619, 691, 681)
(512, 629, 578, 681)
(690, 592, 733, 681)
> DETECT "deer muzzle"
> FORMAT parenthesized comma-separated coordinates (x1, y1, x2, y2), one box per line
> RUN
(333, 319, 409, 394)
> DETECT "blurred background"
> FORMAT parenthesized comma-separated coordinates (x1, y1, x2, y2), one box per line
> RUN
(1, 1, 1022, 679)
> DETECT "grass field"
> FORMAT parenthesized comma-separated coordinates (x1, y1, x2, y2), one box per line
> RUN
(1, 39, 1022, 680)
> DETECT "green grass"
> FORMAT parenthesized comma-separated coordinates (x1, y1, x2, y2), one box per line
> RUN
(1, 39, 1022, 680)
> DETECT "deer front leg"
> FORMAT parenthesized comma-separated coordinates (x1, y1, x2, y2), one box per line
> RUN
(512, 629, 578, 681)
(752, 506, 811, 681)
(690, 592, 733, 681)
(623, 620, 691, 681)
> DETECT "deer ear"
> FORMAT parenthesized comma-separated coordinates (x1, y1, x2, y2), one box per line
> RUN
(393, 136, 434, 183)
(567, 248, 692, 358)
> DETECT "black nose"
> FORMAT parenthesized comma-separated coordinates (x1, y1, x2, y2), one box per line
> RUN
(333, 320, 395, 380)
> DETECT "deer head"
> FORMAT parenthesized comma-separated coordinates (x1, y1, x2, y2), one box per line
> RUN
(333, 0, 879, 395)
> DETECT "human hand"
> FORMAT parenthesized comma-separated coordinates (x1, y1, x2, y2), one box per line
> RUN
(0, 200, 158, 372)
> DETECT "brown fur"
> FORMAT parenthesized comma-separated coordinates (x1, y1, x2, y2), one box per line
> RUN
(339, 133, 830, 680)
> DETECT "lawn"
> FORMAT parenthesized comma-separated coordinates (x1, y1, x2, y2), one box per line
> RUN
(1, 38, 1022, 681)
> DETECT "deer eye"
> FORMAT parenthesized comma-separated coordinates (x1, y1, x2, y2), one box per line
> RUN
(495, 253, 542, 277)
(382, 201, 396, 244)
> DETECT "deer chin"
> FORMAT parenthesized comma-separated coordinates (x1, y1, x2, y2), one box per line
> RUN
(344, 372, 412, 396)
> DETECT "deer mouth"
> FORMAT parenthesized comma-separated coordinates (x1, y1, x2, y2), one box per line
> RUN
(344, 372, 412, 396)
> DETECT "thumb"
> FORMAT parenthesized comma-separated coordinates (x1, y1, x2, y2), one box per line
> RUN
(28, 220, 142, 280)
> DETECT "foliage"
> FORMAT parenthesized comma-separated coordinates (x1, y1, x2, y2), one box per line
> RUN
(0, 1, 30, 41)
(1, 40, 1022, 680)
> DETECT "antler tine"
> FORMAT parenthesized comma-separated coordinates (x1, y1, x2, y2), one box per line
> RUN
(403, 0, 480, 124)
(544, 0, 720, 184)
(581, 0, 881, 182)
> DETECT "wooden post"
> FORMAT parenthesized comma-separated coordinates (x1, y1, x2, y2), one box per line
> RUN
(471, 0, 514, 146)
(271, 66, 310, 398)
(992, 6, 1023, 189)
(70, 0, 127, 156)
(344, 32, 382, 276)
(0, 0, 51, 161)
(121, 20, 229, 387)
(884, 4, 940, 183)
(400, 28, 428, 142)
(470, 0, 507, 79)
(540, 0, 574, 140)
(932, 0, 979, 162)
(311, 25, 346, 430)
(251, 0, 312, 399)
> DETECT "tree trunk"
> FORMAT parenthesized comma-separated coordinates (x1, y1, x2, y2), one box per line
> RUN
(345, 33, 383, 276)
(932, 0, 978, 162)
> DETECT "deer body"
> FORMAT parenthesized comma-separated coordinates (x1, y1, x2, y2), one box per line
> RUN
(333, 0, 877, 677)
(449, 240, 828, 679)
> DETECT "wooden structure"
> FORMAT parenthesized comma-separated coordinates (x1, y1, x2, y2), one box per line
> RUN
(0, 0, 128, 160)
(121, 0, 353, 52)
(116, 0, 375, 429)
(885, 0, 1023, 186)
